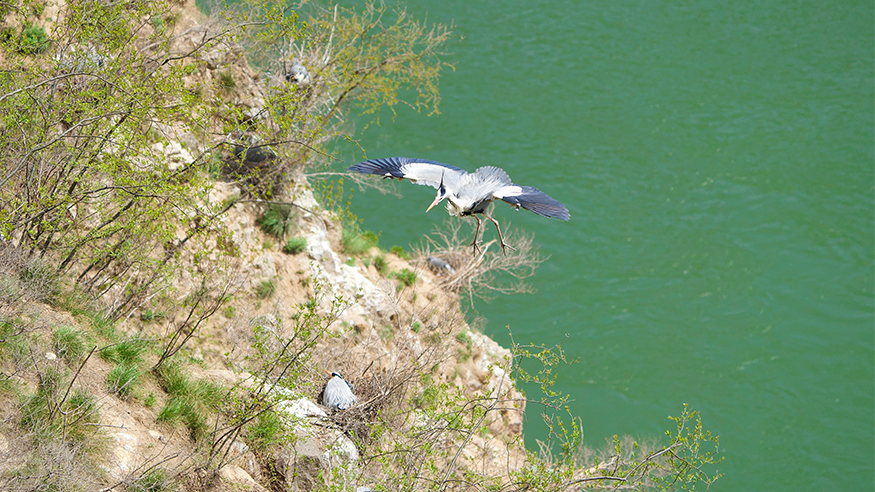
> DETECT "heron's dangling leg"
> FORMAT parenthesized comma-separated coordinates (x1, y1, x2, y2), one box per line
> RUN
(469, 215, 483, 255)
(484, 211, 516, 255)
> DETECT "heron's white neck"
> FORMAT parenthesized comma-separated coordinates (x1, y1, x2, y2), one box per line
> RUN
(445, 195, 466, 217)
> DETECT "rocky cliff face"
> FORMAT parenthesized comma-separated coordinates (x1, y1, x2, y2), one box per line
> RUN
(146, 178, 529, 490)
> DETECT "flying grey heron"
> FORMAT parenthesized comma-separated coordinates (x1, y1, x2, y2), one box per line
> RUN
(321, 371, 357, 410)
(347, 157, 570, 254)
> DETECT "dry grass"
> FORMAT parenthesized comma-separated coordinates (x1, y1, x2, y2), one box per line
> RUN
(412, 219, 547, 305)
(0, 244, 60, 306)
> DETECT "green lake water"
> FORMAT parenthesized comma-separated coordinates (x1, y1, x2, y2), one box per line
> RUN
(330, 0, 874, 489)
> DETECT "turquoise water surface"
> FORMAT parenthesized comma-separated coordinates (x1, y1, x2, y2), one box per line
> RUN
(334, 1, 874, 490)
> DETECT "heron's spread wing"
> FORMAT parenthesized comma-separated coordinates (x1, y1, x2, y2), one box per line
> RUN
(454, 166, 514, 205)
(348, 157, 466, 190)
(494, 185, 571, 221)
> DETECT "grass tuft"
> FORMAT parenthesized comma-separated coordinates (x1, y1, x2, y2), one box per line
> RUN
(129, 468, 171, 492)
(20, 367, 99, 446)
(248, 410, 286, 452)
(52, 326, 87, 364)
(393, 268, 417, 288)
(140, 309, 165, 323)
(282, 236, 307, 254)
(372, 254, 389, 276)
(217, 70, 236, 89)
(256, 204, 292, 238)
(256, 279, 276, 299)
(341, 227, 379, 255)
(390, 245, 410, 259)
(100, 338, 150, 366)
(156, 361, 224, 441)
(106, 363, 140, 398)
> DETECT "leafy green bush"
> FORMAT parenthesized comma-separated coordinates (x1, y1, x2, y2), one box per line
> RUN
(282, 236, 307, 254)
(30, 2, 45, 16)
(150, 15, 165, 33)
(0, 27, 15, 45)
(455, 330, 471, 347)
(19, 24, 49, 54)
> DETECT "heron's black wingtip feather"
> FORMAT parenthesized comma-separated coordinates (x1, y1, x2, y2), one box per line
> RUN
(347, 157, 407, 178)
(347, 157, 465, 177)
(503, 186, 570, 221)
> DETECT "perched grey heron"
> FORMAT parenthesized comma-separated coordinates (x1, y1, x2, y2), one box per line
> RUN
(347, 157, 570, 254)
(285, 59, 311, 87)
(225, 132, 277, 163)
(427, 255, 455, 275)
(233, 141, 277, 163)
(321, 371, 357, 410)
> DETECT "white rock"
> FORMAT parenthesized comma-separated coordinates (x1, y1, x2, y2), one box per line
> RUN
(220, 464, 267, 491)
(277, 397, 327, 419)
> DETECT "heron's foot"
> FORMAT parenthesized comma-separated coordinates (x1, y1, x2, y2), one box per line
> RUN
(499, 241, 517, 256)
(469, 237, 482, 256)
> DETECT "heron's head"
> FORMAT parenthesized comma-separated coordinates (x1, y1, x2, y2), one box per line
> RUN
(426, 172, 448, 213)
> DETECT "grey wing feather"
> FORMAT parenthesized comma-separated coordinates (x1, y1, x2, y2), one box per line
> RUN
(495, 185, 570, 220)
(456, 166, 514, 203)
(323, 376, 357, 410)
(348, 157, 466, 190)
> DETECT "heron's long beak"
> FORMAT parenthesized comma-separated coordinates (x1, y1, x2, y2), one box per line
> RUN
(427, 172, 445, 213)
(323, 369, 331, 376)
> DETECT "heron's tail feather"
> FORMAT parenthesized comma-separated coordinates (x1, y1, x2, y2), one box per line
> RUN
(499, 186, 570, 221)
